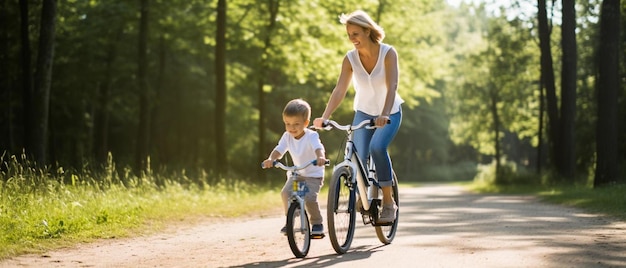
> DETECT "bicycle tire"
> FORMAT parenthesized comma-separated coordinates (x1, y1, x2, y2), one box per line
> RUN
(286, 202, 310, 258)
(327, 166, 356, 254)
(375, 170, 399, 244)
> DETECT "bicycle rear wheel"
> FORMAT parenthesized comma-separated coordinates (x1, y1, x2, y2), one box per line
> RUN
(286, 202, 310, 258)
(375, 170, 399, 244)
(327, 166, 356, 254)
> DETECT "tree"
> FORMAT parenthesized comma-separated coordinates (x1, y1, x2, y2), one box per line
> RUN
(215, 0, 227, 175)
(0, 0, 12, 152)
(257, 0, 280, 180)
(135, 0, 150, 172)
(85, 2, 131, 165)
(559, 0, 577, 178)
(448, 11, 540, 182)
(538, 0, 560, 177)
(31, 0, 57, 166)
(594, 0, 621, 187)
(17, 0, 33, 156)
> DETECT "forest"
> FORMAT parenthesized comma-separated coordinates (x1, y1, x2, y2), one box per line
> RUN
(0, 0, 624, 187)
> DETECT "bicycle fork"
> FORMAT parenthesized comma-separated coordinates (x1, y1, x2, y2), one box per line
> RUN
(292, 180, 308, 234)
(290, 197, 308, 234)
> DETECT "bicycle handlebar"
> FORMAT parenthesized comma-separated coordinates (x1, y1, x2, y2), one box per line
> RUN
(260, 159, 330, 170)
(319, 119, 390, 131)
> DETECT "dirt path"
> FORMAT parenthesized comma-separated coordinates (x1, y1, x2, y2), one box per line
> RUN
(3, 184, 626, 267)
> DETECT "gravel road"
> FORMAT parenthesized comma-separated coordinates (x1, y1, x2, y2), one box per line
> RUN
(2, 184, 626, 267)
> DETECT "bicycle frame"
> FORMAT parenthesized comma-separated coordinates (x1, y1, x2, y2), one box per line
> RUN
(323, 119, 399, 254)
(323, 120, 381, 212)
(262, 159, 328, 258)
(269, 160, 328, 232)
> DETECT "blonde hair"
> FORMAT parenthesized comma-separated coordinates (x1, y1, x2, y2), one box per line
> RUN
(283, 99, 311, 121)
(339, 10, 385, 43)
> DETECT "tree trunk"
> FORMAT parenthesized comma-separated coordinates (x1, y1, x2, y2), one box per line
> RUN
(537, 77, 545, 174)
(135, 0, 150, 173)
(258, 0, 280, 180)
(0, 0, 14, 153)
(150, 34, 166, 168)
(32, 0, 57, 166)
(537, 0, 560, 175)
(215, 0, 227, 175)
(93, 27, 123, 165)
(490, 88, 502, 184)
(559, 0, 577, 179)
(594, 0, 621, 187)
(19, 0, 34, 157)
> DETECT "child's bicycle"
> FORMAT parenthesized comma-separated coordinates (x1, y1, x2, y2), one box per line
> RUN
(262, 159, 329, 258)
(319, 119, 399, 254)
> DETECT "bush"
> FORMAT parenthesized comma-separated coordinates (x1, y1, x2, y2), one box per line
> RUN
(400, 161, 478, 181)
(474, 160, 541, 186)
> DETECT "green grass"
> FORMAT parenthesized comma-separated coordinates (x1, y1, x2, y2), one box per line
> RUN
(469, 180, 626, 221)
(0, 154, 283, 260)
(0, 178, 283, 259)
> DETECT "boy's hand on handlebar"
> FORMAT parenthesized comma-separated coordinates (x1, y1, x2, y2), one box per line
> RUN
(261, 159, 274, 169)
(316, 157, 329, 166)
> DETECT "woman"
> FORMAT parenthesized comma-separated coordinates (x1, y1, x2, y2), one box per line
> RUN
(313, 10, 403, 223)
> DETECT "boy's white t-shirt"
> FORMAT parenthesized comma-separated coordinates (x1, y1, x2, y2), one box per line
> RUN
(273, 128, 325, 178)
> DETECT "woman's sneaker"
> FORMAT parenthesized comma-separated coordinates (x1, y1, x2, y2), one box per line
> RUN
(280, 226, 287, 236)
(379, 203, 398, 223)
(311, 224, 324, 235)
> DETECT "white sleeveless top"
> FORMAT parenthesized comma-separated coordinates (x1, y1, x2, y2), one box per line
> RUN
(346, 43, 404, 116)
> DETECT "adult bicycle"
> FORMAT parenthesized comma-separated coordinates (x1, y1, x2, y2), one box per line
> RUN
(262, 159, 329, 258)
(319, 119, 399, 254)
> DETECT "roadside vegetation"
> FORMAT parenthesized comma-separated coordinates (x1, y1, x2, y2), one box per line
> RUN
(0, 153, 283, 260)
(468, 162, 626, 221)
(3, 152, 624, 261)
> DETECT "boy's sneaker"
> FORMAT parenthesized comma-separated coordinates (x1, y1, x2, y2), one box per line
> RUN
(311, 224, 324, 235)
(379, 203, 398, 223)
(280, 226, 287, 236)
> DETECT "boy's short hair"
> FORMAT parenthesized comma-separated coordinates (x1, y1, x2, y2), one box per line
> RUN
(283, 99, 311, 121)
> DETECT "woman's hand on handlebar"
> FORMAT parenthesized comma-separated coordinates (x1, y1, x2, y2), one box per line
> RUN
(374, 115, 390, 127)
(313, 117, 327, 129)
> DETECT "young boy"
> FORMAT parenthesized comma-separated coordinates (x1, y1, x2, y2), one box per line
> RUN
(262, 99, 327, 236)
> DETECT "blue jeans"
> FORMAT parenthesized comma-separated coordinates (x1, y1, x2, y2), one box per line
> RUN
(352, 108, 402, 187)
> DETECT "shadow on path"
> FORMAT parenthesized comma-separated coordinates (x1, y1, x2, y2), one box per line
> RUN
(396, 184, 626, 267)
(233, 244, 387, 268)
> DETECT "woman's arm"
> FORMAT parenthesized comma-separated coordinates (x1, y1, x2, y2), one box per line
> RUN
(314, 56, 353, 127)
(376, 47, 399, 126)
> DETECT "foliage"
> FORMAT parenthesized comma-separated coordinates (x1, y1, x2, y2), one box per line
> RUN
(473, 160, 542, 186)
(447, 7, 540, 157)
(0, 0, 624, 185)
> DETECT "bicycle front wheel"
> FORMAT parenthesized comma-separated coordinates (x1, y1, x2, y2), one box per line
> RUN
(327, 166, 356, 254)
(286, 202, 310, 258)
(375, 170, 399, 244)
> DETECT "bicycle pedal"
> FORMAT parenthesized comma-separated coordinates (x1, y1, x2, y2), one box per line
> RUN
(311, 234, 325, 239)
(373, 220, 395, 226)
